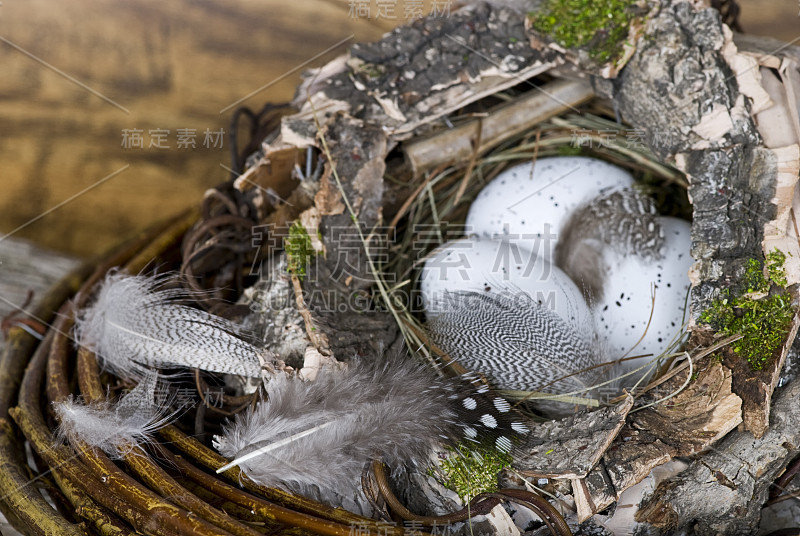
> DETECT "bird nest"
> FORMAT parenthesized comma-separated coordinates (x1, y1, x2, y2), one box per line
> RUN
(2, 1, 800, 535)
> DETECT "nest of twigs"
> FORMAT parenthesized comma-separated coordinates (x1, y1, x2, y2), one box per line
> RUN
(382, 106, 693, 407)
(3, 1, 800, 535)
(0, 88, 701, 536)
(1, 214, 400, 536)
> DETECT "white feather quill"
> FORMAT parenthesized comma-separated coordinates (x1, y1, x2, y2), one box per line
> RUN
(53, 371, 178, 458)
(74, 272, 264, 380)
(213, 355, 529, 506)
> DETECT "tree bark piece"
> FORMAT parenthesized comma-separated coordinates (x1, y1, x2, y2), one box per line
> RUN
(571, 353, 743, 521)
(514, 396, 633, 480)
(303, 117, 403, 358)
(629, 359, 742, 456)
(610, 3, 763, 312)
(402, 78, 594, 176)
(636, 373, 800, 534)
(609, 1, 800, 439)
(573, 429, 676, 522)
(290, 3, 560, 139)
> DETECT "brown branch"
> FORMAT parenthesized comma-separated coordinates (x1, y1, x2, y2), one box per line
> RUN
(70, 347, 263, 536)
(402, 79, 594, 176)
(11, 324, 181, 536)
(291, 274, 332, 357)
(50, 467, 136, 536)
(157, 425, 395, 534)
(0, 211, 194, 535)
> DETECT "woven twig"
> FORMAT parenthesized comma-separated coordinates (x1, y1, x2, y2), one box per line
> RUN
(5, 209, 413, 536)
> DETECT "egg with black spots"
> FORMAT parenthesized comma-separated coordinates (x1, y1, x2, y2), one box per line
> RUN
(466, 156, 634, 261)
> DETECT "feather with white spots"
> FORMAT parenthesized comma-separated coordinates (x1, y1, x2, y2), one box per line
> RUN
(213, 354, 528, 507)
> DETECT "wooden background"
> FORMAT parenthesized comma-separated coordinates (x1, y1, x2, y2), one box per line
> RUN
(0, 0, 798, 258)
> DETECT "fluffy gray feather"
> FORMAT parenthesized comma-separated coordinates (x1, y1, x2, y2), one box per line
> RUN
(214, 355, 526, 506)
(74, 272, 264, 380)
(54, 372, 178, 458)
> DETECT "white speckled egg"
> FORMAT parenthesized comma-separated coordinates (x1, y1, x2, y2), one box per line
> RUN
(466, 156, 634, 260)
(420, 236, 591, 329)
(594, 217, 692, 367)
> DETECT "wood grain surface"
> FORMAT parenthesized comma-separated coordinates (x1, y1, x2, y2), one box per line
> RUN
(0, 0, 401, 256)
(0, 0, 797, 258)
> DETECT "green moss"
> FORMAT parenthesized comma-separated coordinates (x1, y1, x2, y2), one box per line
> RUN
(285, 221, 315, 279)
(354, 62, 384, 80)
(556, 144, 584, 156)
(742, 257, 768, 294)
(528, 0, 636, 64)
(766, 249, 788, 287)
(432, 444, 512, 502)
(742, 250, 789, 293)
(699, 251, 794, 371)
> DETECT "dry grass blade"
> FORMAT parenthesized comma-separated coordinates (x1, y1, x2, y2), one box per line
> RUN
(453, 119, 483, 205)
(618, 333, 743, 402)
(629, 352, 694, 413)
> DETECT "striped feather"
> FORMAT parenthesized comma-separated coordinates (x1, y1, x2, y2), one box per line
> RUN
(74, 272, 264, 380)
